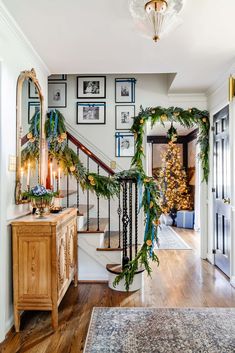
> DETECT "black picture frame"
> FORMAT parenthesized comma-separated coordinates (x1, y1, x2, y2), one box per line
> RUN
(115, 78, 136, 103)
(48, 74, 67, 81)
(115, 132, 135, 157)
(115, 105, 135, 130)
(28, 79, 39, 99)
(77, 76, 106, 99)
(48, 82, 67, 108)
(76, 102, 106, 125)
(28, 101, 40, 124)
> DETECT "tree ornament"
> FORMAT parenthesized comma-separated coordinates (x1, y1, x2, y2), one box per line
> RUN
(27, 132, 33, 139)
(160, 114, 168, 122)
(146, 239, 152, 247)
(70, 165, 76, 172)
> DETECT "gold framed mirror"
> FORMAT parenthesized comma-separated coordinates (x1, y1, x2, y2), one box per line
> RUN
(15, 68, 45, 204)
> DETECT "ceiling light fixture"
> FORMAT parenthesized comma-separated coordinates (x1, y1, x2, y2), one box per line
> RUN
(129, 0, 185, 43)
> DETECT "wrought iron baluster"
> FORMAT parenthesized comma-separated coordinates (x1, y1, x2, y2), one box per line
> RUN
(135, 180, 138, 256)
(97, 165, 100, 231)
(87, 156, 90, 231)
(117, 183, 122, 249)
(129, 181, 133, 261)
(77, 147, 80, 213)
(122, 179, 129, 268)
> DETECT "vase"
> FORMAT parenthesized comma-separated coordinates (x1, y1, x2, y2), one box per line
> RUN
(31, 197, 53, 218)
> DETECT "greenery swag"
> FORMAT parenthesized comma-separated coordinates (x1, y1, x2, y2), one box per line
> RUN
(21, 106, 209, 291)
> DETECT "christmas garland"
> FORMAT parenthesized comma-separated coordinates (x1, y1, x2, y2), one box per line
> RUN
(131, 106, 210, 181)
(21, 106, 209, 291)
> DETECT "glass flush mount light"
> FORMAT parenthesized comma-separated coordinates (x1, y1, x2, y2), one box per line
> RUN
(129, 0, 185, 43)
(145, 0, 168, 42)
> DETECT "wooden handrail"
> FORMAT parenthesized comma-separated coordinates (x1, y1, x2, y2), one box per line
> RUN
(21, 132, 115, 176)
(67, 132, 115, 176)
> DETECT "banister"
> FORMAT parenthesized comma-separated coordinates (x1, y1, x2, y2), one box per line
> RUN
(21, 132, 115, 176)
(67, 131, 115, 176)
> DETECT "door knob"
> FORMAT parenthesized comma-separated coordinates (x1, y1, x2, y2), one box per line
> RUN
(223, 197, 231, 204)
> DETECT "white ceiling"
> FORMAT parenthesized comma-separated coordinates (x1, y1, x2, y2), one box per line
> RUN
(3, 0, 235, 92)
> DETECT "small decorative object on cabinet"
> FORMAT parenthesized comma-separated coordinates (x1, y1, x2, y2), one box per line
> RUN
(11, 208, 78, 332)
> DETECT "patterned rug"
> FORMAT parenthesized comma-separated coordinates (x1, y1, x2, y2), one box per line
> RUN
(84, 307, 235, 353)
(156, 225, 191, 250)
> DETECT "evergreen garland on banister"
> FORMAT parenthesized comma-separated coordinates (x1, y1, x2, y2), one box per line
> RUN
(21, 106, 209, 291)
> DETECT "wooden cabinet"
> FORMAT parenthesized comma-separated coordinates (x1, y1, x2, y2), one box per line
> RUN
(11, 208, 78, 331)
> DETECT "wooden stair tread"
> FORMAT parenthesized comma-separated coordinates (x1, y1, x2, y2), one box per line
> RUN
(106, 264, 145, 275)
(78, 218, 109, 233)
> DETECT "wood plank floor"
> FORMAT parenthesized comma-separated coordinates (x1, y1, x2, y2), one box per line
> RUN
(1, 229, 235, 353)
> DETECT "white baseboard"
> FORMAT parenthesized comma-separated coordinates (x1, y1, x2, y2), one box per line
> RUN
(206, 252, 214, 264)
(230, 276, 235, 288)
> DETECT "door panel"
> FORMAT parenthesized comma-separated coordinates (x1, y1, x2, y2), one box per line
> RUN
(213, 105, 230, 277)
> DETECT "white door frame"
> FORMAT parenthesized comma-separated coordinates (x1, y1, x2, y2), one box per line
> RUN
(145, 135, 208, 260)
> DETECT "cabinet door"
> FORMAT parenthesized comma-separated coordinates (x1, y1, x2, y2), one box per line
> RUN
(67, 220, 76, 280)
(18, 236, 51, 302)
(57, 228, 68, 296)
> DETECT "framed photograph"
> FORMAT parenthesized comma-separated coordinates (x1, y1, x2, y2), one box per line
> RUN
(28, 80, 39, 99)
(115, 132, 135, 157)
(115, 78, 136, 103)
(115, 105, 135, 130)
(48, 74, 67, 81)
(48, 82, 67, 108)
(77, 76, 106, 99)
(77, 102, 106, 125)
(28, 102, 40, 123)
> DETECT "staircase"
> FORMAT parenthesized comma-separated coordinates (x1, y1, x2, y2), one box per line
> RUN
(60, 132, 144, 291)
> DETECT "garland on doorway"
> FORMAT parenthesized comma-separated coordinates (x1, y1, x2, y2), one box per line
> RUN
(131, 106, 210, 181)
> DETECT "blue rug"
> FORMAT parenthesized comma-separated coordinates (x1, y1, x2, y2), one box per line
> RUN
(84, 307, 235, 353)
(156, 225, 191, 250)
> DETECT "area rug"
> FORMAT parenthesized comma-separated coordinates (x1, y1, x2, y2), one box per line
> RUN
(84, 307, 235, 353)
(156, 225, 191, 250)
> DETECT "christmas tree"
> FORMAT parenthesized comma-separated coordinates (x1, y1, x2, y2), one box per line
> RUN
(158, 139, 192, 214)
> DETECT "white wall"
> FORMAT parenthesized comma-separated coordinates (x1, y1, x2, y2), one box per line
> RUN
(0, 1, 49, 342)
(55, 74, 170, 171)
(207, 65, 235, 286)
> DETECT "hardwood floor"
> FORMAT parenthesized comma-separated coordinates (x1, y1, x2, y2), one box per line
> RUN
(1, 229, 235, 353)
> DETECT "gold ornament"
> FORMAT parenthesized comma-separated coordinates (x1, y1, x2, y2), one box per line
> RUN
(188, 109, 192, 113)
(90, 180, 96, 186)
(88, 175, 94, 181)
(160, 114, 168, 122)
(70, 165, 76, 172)
(61, 132, 67, 140)
(27, 132, 33, 139)
(29, 137, 36, 143)
(144, 178, 151, 183)
(140, 119, 144, 124)
(202, 117, 207, 123)
(149, 201, 154, 208)
(146, 239, 152, 247)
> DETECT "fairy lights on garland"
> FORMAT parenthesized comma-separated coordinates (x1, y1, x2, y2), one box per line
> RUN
(21, 106, 209, 291)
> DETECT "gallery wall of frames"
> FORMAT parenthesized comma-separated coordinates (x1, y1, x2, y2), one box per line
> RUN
(47, 74, 169, 170)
